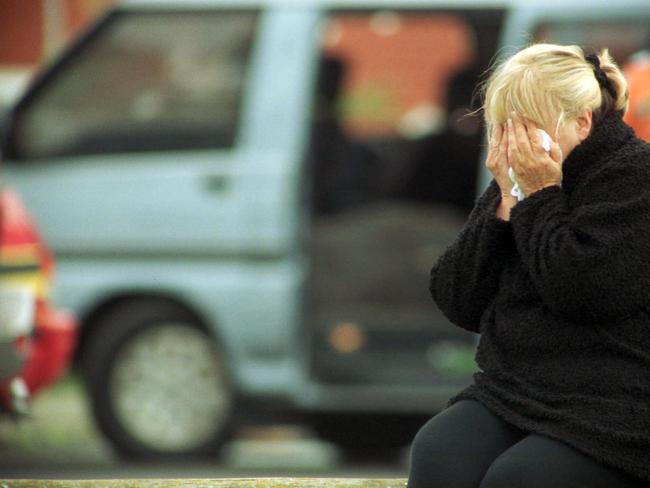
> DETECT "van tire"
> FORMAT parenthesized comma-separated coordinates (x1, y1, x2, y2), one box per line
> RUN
(80, 299, 236, 460)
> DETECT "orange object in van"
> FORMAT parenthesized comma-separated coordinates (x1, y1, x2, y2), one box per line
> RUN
(624, 52, 650, 142)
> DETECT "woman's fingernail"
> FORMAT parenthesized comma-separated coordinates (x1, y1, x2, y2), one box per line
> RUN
(507, 118, 513, 127)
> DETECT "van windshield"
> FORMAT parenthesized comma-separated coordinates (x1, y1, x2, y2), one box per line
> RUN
(8, 10, 258, 160)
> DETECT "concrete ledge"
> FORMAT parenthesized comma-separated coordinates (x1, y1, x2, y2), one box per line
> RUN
(0, 479, 408, 488)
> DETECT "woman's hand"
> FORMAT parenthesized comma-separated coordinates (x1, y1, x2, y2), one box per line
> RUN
(507, 114, 563, 197)
(485, 123, 518, 220)
(485, 123, 514, 196)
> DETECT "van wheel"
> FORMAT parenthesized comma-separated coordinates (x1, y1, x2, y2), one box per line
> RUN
(81, 300, 236, 460)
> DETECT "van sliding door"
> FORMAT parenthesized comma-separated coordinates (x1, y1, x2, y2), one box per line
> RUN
(305, 7, 504, 389)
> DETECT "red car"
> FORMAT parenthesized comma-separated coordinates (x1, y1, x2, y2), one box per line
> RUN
(0, 188, 77, 415)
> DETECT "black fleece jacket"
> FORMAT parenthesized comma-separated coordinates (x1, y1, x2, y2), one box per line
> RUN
(430, 112, 650, 483)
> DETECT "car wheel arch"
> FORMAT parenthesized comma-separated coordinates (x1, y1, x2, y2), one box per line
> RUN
(75, 292, 231, 369)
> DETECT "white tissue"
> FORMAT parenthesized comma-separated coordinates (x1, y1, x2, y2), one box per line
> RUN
(538, 129, 552, 152)
(508, 129, 552, 201)
(508, 167, 525, 201)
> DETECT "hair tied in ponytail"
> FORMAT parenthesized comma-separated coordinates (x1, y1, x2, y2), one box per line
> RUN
(585, 53, 617, 99)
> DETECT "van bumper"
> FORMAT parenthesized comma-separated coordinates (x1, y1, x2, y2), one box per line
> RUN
(291, 382, 466, 414)
(237, 361, 469, 414)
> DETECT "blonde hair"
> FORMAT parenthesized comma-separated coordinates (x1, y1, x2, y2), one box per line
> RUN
(482, 43, 629, 138)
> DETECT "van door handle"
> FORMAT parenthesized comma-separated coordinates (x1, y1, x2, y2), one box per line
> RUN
(202, 174, 230, 193)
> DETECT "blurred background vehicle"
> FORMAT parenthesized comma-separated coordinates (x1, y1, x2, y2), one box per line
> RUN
(0, 188, 77, 417)
(0, 0, 649, 464)
(623, 48, 650, 142)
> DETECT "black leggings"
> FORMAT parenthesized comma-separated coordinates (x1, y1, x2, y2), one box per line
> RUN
(407, 399, 648, 488)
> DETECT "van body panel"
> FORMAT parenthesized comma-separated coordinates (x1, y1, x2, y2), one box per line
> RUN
(53, 255, 307, 393)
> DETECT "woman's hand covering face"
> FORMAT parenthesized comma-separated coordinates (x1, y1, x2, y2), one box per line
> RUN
(506, 114, 563, 197)
(485, 123, 513, 198)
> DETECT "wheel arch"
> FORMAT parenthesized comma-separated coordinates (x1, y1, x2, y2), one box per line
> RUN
(74, 291, 229, 367)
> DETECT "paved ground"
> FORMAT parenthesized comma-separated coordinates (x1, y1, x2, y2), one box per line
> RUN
(0, 375, 411, 480)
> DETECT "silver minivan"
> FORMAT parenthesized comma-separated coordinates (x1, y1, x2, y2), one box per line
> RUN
(2, 0, 649, 460)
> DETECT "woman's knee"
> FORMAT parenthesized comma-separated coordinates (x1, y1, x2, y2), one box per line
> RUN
(409, 400, 490, 464)
(408, 412, 462, 482)
(479, 448, 547, 488)
(408, 402, 482, 487)
(408, 400, 525, 488)
(479, 434, 646, 488)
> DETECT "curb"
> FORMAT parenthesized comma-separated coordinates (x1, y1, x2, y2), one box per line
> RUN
(0, 479, 408, 488)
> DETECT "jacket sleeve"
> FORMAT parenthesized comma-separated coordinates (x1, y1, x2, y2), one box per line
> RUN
(509, 162, 650, 325)
(430, 179, 516, 333)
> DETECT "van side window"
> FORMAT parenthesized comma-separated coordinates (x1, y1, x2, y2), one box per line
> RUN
(309, 10, 503, 216)
(7, 10, 258, 161)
